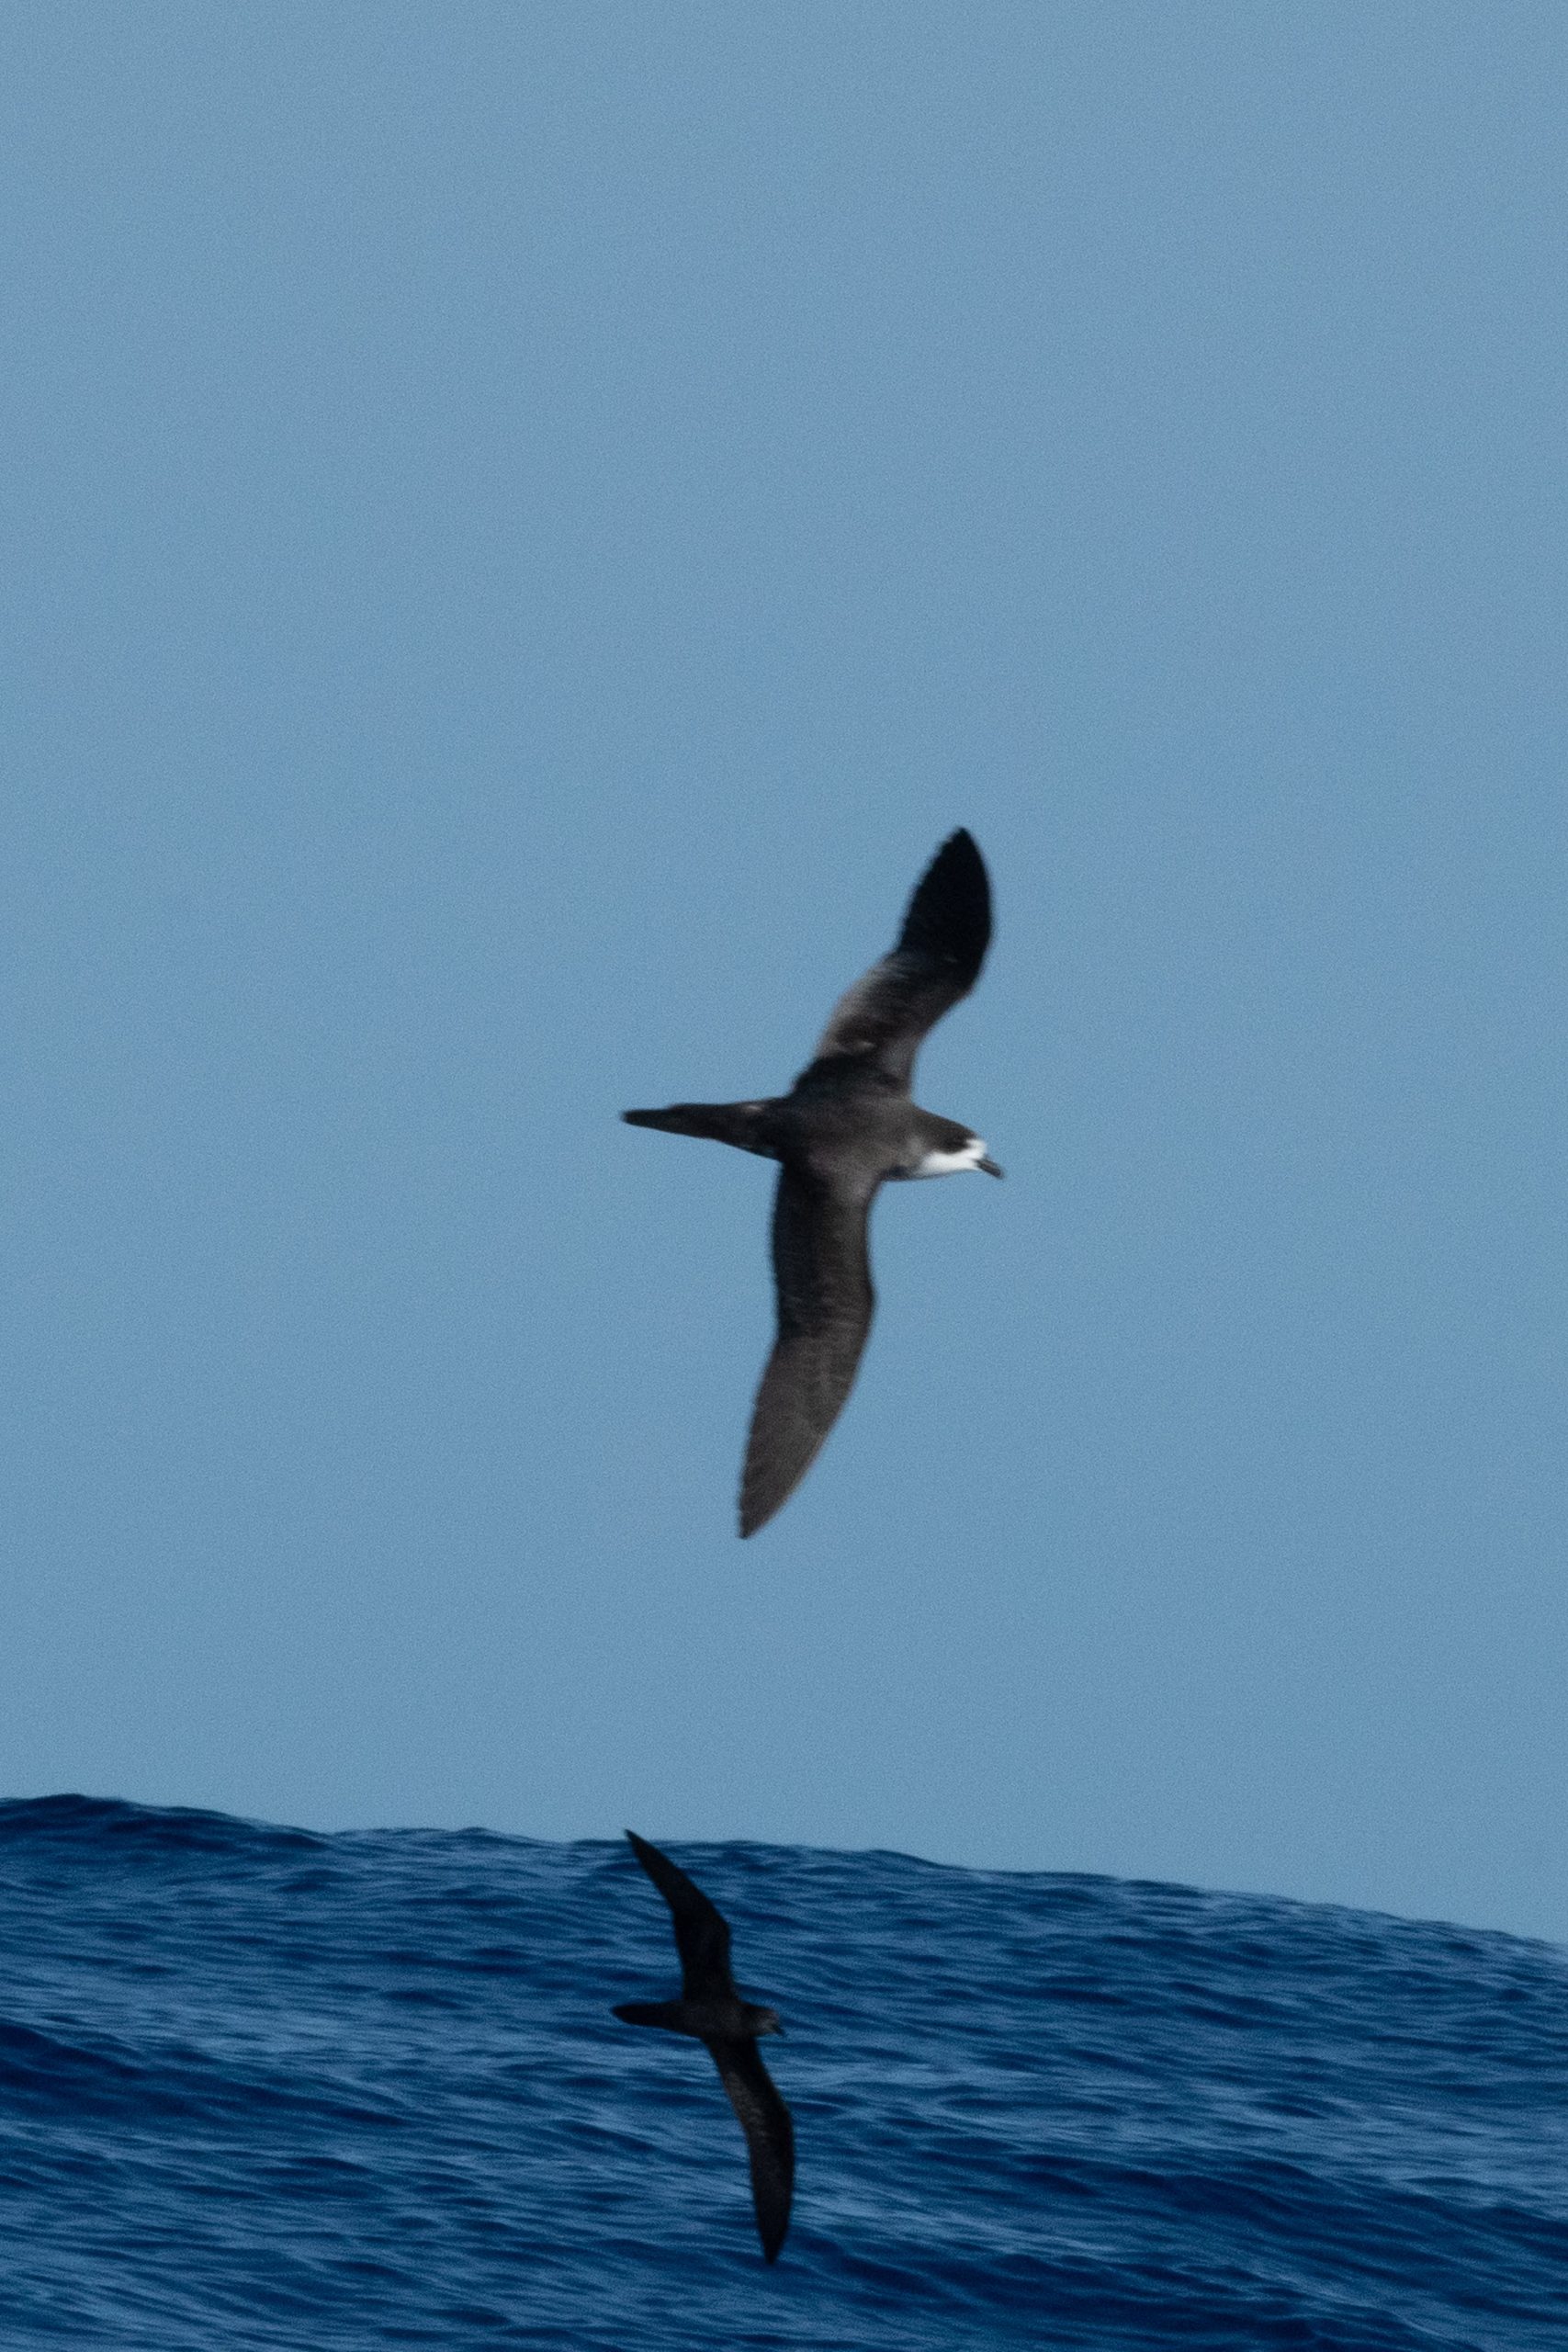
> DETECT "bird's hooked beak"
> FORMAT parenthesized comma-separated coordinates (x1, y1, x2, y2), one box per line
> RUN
(977, 1155, 1004, 1178)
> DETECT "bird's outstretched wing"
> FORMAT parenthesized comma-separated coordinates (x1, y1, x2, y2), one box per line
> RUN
(625, 1830, 733, 1996)
(807, 829, 991, 1088)
(739, 1168, 874, 1537)
(705, 2037, 795, 2264)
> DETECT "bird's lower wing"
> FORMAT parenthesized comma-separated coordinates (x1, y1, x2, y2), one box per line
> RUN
(706, 2038, 795, 2263)
(739, 1169, 874, 1538)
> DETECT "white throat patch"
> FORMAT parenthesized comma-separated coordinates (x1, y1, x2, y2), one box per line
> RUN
(909, 1136, 988, 1179)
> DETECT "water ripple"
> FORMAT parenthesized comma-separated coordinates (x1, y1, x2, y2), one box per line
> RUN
(0, 1799, 1562, 2347)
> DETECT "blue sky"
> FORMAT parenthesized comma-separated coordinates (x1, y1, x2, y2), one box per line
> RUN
(5, 4, 1564, 1941)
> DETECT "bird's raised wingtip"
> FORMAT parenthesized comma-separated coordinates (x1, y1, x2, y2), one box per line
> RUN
(896, 829, 991, 971)
(933, 825, 985, 874)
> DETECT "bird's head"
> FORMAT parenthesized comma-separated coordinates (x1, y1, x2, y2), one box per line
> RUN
(907, 1122, 1004, 1180)
(744, 2002, 784, 2037)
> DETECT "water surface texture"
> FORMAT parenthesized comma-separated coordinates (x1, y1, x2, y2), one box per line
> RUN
(1, 1797, 1563, 2347)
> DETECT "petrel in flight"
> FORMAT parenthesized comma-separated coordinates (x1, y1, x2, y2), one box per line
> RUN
(613, 1829, 795, 2264)
(625, 828, 999, 1535)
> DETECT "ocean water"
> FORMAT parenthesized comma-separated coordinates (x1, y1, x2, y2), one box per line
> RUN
(1, 1798, 1563, 2348)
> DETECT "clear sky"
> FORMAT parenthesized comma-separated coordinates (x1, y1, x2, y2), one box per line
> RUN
(5, 4, 1564, 1942)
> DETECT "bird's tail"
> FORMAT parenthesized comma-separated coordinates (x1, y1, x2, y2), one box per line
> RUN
(613, 1999, 695, 2033)
(623, 1102, 778, 1158)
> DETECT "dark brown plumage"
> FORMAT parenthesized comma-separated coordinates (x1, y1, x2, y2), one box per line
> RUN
(625, 830, 1000, 1535)
(613, 1830, 795, 2264)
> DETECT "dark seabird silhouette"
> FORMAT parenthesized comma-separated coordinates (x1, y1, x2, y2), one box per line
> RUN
(613, 1829, 795, 2264)
(625, 828, 1000, 1535)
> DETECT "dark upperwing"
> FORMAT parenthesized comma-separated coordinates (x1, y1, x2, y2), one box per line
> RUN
(705, 2035, 795, 2264)
(625, 1830, 734, 1998)
(805, 829, 991, 1090)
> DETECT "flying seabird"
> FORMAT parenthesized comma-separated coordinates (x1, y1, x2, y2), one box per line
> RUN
(613, 1829, 795, 2264)
(625, 828, 999, 1535)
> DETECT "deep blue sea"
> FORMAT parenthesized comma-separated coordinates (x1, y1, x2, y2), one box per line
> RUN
(2, 1797, 1564, 2348)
